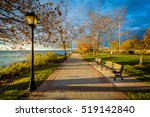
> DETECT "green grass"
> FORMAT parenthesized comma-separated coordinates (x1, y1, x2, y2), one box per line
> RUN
(83, 52, 150, 99)
(83, 53, 150, 81)
(125, 91, 150, 100)
(0, 52, 64, 99)
(0, 63, 60, 99)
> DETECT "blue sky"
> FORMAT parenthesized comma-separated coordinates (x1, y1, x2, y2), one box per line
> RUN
(65, 0, 150, 31)
(1, 0, 150, 50)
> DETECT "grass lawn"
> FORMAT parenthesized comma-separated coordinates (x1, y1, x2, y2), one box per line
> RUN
(83, 52, 150, 99)
(0, 52, 64, 99)
(0, 63, 61, 100)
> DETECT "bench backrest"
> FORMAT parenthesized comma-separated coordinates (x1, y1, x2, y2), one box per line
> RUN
(97, 58, 102, 63)
(113, 63, 124, 73)
(95, 58, 98, 61)
(105, 61, 113, 69)
(95, 58, 102, 64)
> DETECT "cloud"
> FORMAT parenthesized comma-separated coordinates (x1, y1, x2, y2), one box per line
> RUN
(50, 0, 150, 30)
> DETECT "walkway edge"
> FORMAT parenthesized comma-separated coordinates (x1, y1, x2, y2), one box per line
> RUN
(90, 62, 150, 92)
(27, 61, 67, 100)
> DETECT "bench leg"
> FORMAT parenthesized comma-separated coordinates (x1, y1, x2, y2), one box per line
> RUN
(100, 65, 103, 70)
(121, 75, 123, 80)
(114, 76, 117, 80)
(114, 74, 123, 80)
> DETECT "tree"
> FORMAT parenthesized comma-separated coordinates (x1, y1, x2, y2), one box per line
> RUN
(121, 39, 134, 50)
(129, 30, 149, 65)
(76, 36, 93, 53)
(84, 9, 126, 57)
(87, 11, 111, 56)
(144, 28, 150, 49)
(0, 0, 65, 49)
(105, 9, 126, 52)
(51, 21, 81, 59)
(110, 40, 118, 50)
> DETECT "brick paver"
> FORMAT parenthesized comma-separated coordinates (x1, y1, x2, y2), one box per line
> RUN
(28, 53, 128, 100)
(91, 62, 150, 92)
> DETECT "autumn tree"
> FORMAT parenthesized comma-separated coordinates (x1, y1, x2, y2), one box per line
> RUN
(110, 40, 118, 50)
(51, 21, 81, 59)
(0, 0, 65, 50)
(84, 16, 96, 57)
(105, 9, 126, 52)
(0, 0, 34, 49)
(85, 9, 126, 57)
(129, 29, 150, 65)
(144, 28, 150, 49)
(87, 11, 111, 56)
(76, 36, 93, 53)
(121, 39, 135, 51)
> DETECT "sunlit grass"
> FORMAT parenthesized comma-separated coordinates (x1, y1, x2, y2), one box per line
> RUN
(125, 92, 150, 100)
(83, 52, 150, 99)
(0, 52, 64, 99)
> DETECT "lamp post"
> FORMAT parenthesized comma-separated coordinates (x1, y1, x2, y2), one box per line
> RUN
(25, 12, 38, 91)
(63, 41, 67, 60)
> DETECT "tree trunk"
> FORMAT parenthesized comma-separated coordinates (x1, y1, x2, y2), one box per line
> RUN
(109, 49, 112, 57)
(140, 53, 144, 65)
(96, 34, 101, 57)
(107, 36, 111, 57)
(95, 41, 99, 57)
(63, 43, 67, 60)
(93, 40, 95, 57)
(64, 49, 67, 60)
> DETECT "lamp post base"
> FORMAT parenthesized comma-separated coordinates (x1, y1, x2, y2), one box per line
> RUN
(29, 86, 36, 91)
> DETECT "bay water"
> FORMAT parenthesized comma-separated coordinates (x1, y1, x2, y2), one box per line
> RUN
(0, 50, 72, 67)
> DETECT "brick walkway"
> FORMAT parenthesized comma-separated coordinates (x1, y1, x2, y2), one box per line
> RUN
(91, 62, 150, 92)
(28, 53, 128, 100)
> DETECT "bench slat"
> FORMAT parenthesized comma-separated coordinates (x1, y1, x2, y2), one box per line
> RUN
(94, 58, 124, 80)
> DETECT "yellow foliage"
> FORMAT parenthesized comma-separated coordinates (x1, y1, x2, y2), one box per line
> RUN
(121, 39, 135, 50)
(76, 36, 93, 53)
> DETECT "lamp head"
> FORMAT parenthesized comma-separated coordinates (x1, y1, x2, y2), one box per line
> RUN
(25, 12, 38, 27)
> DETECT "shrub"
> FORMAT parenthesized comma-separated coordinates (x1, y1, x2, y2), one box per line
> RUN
(0, 52, 59, 81)
(128, 50, 135, 55)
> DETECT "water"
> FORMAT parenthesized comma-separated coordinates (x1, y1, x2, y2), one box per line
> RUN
(0, 50, 72, 67)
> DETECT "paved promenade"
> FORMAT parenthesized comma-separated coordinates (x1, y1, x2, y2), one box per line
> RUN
(29, 53, 128, 100)
(91, 61, 150, 92)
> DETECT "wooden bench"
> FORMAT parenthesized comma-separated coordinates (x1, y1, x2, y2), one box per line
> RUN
(93, 58, 102, 68)
(102, 61, 114, 71)
(113, 63, 124, 80)
(101, 61, 124, 80)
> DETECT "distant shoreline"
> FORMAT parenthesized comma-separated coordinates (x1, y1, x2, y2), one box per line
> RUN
(0, 49, 73, 51)
(0, 50, 73, 67)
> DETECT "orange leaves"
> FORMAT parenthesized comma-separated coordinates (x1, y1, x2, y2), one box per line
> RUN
(76, 36, 93, 53)
(144, 28, 150, 47)
(54, 6, 62, 16)
(79, 28, 84, 33)
(58, 10, 62, 16)
(46, 13, 49, 17)
(144, 28, 150, 42)
(121, 39, 135, 50)
(0, 0, 68, 50)
(48, 32, 52, 37)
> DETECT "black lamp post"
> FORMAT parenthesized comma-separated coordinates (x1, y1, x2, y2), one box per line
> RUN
(63, 41, 67, 60)
(25, 12, 38, 91)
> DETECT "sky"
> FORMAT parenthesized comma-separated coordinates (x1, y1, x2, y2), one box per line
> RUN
(1, 0, 150, 50)
(65, 0, 150, 31)
(65, 0, 150, 48)
(42, 0, 150, 49)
